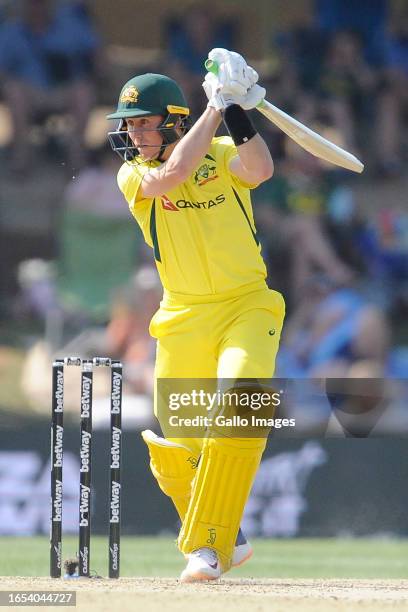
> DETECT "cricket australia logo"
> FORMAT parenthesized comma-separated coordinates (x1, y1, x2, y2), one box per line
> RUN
(120, 85, 138, 104)
(194, 163, 218, 186)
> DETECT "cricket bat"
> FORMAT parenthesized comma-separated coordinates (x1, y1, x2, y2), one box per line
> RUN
(205, 59, 364, 174)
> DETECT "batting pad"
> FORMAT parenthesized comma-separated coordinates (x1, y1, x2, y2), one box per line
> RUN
(141, 430, 199, 519)
(178, 435, 266, 571)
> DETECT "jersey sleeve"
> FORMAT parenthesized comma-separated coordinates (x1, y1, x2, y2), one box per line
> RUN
(117, 163, 152, 218)
(215, 136, 260, 190)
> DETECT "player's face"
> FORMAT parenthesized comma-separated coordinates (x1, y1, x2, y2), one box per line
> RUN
(126, 115, 164, 160)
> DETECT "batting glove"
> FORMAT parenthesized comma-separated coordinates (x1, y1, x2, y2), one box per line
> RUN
(202, 72, 234, 111)
(228, 83, 266, 110)
(208, 48, 259, 96)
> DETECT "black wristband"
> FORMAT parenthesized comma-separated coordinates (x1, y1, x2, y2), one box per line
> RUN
(223, 104, 257, 146)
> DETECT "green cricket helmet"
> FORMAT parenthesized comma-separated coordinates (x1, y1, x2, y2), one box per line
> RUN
(107, 73, 191, 162)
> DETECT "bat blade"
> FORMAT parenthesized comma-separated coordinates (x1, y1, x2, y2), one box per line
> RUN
(204, 58, 364, 173)
(257, 100, 364, 173)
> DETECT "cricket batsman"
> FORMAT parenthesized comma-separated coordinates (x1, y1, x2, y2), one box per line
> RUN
(107, 48, 285, 582)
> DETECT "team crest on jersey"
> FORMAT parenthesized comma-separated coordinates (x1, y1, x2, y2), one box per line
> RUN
(120, 86, 139, 104)
(194, 163, 218, 186)
(161, 195, 178, 211)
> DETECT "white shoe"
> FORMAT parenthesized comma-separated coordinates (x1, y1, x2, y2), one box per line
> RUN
(182, 538, 253, 575)
(180, 547, 221, 583)
(231, 540, 253, 568)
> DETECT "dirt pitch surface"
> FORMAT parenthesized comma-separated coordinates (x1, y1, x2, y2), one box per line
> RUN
(1, 577, 407, 611)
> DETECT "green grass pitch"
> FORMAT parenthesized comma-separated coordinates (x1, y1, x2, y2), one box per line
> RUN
(1, 537, 407, 579)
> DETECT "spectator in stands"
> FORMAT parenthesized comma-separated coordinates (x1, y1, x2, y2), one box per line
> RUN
(314, 0, 389, 67)
(0, 1, 8, 23)
(358, 207, 408, 316)
(62, 144, 127, 218)
(317, 30, 376, 152)
(0, 0, 101, 173)
(277, 274, 390, 378)
(253, 127, 354, 307)
(375, 10, 408, 176)
(17, 145, 139, 344)
(106, 266, 161, 395)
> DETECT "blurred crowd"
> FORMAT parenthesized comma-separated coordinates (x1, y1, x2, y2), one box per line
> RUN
(0, 0, 407, 414)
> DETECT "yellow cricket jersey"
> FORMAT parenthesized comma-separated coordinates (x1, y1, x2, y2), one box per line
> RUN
(117, 136, 267, 296)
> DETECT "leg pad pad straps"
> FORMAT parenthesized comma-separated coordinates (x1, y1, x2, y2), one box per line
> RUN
(141, 430, 199, 520)
(178, 435, 266, 571)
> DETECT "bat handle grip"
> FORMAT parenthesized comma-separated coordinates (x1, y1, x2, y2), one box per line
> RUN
(204, 59, 219, 75)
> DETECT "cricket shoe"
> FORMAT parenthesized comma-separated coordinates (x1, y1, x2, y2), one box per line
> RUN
(231, 529, 253, 568)
(180, 547, 221, 583)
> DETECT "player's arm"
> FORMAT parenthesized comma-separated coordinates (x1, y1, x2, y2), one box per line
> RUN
(223, 89, 274, 185)
(229, 132, 274, 185)
(141, 108, 222, 198)
(202, 50, 273, 185)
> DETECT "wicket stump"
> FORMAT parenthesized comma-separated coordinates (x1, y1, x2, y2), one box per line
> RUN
(50, 357, 123, 579)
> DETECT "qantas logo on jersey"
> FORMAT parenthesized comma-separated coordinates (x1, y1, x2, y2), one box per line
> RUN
(161, 194, 226, 211)
(161, 195, 178, 211)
